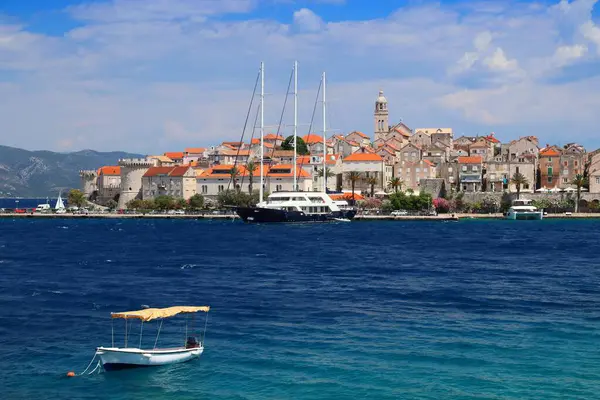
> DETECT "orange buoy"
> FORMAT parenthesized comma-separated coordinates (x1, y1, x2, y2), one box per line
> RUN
(67, 371, 76, 377)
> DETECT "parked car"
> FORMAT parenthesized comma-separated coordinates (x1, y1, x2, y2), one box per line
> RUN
(391, 210, 408, 216)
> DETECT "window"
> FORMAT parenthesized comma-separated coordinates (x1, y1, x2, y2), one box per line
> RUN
(548, 157, 552, 162)
(596, 177, 600, 184)
(462, 166, 467, 172)
(563, 169, 569, 176)
(448, 167, 453, 173)
(276, 185, 282, 191)
(563, 178, 568, 183)
(548, 176, 553, 183)
(519, 158, 525, 162)
(516, 166, 520, 174)
(416, 168, 420, 173)
(575, 161, 579, 167)
(218, 185, 224, 192)
(411, 152, 416, 157)
(473, 166, 478, 172)
(524, 184, 530, 189)
(424, 168, 428, 174)
(548, 167, 553, 176)
(201, 185, 207, 194)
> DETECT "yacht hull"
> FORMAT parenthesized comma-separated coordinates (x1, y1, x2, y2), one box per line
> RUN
(505, 210, 543, 220)
(236, 207, 356, 223)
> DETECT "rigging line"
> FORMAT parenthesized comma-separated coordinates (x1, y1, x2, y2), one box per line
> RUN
(226, 68, 261, 193)
(296, 78, 322, 183)
(154, 319, 164, 350)
(239, 102, 261, 188)
(266, 66, 294, 179)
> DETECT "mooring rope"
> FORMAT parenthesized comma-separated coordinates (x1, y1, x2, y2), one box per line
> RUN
(69, 350, 101, 377)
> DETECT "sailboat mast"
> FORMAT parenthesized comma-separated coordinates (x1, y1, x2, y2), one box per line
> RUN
(260, 61, 265, 203)
(293, 61, 298, 192)
(322, 71, 327, 193)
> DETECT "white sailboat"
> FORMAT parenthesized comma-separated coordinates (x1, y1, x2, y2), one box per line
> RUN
(55, 192, 66, 213)
(235, 63, 356, 223)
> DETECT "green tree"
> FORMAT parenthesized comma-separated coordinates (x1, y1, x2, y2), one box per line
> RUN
(572, 174, 588, 213)
(246, 161, 258, 194)
(365, 176, 378, 197)
(388, 177, 403, 193)
(126, 199, 143, 210)
(154, 195, 175, 210)
(346, 171, 362, 205)
(67, 189, 86, 208)
(188, 194, 205, 210)
(106, 199, 117, 210)
(230, 166, 240, 192)
(510, 172, 528, 199)
(281, 135, 309, 155)
(217, 190, 260, 208)
(174, 198, 187, 210)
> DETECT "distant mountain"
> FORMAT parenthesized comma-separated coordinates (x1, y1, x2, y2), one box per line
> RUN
(0, 145, 143, 197)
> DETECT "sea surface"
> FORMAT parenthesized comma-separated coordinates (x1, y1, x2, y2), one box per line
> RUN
(1, 219, 600, 399)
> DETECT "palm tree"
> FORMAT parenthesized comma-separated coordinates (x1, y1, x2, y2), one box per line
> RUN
(229, 166, 240, 192)
(365, 176, 378, 197)
(246, 161, 257, 194)
(388, 177, 403, 193)
(317, 167, 335, 191)
(346, 171, 362, 205)
(572, 174, 588, 213)
(510, 172, 528, 200)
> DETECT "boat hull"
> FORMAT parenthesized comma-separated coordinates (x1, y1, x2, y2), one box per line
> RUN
(235, 207, 356, 223)
(97, 346, 203, 371)
(505, 210, 543, 220)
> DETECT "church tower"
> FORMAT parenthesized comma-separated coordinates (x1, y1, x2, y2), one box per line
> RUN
(374, 90, 389, 142)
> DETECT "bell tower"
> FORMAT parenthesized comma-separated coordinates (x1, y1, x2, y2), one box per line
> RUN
(374, 90, 389, 142)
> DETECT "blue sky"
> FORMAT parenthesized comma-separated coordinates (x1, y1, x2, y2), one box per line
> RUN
(1, 0, 600, 153)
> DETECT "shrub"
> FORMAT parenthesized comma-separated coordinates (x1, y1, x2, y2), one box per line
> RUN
(433, 198, 450, 213)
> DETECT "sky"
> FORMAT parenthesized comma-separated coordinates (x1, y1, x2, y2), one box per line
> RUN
(1, 0, 600, 154)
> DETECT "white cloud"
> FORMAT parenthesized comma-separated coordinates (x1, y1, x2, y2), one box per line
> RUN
(1, 0, 600, 152)
(293, 8, 324, 32)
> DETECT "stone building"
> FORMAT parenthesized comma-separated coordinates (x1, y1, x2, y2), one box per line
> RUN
(590, 152, 600, 193)
(97, 166, 121, 205)
(142, 166, 197, 200)
(373, 90, 412, 143)
(118, 158, 156, 209)
(79, 170, 98, 200)
(559, 143, 586, 189)
(458, 156, 483, 192)
(539, 146, 561, 189)
(395, 160, 436, 193)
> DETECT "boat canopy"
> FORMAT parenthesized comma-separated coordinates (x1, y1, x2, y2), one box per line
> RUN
(111, 306, 210, 322)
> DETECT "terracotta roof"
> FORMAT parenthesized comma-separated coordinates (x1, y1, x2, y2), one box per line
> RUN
(385, 142, 400, 151)
(164, 152, 184, 159)
(326, 154, 341, 165)
(149, 155, 173, 163)
(99, 166, 121, 176)
(457, 156, 483, 164)
(185, 148, 206, 154)
(303, 134, 324, 144)
(267, 164, 311, 178)
(143, 166, 191, 178)
(347, 131, 369, 139)
(470, 141, 490, 148)
(540, 148, 560, 157)
(222, 141, 243, 147)
(220, 149, 251, 156)
(393, 127, 411, 137)
(273, 150, 295, 157)
(485, 134, 500, 143)
(344, 152, 383, 162)
(347, 140, 360, 147)
(296, 155, 311, 164)
(264, 133, 285, 140)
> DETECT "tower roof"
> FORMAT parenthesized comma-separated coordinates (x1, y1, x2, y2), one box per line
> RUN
(376, 90, 387, 104)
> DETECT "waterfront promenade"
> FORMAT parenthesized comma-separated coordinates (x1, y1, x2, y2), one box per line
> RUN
(3, 212, 600, 220)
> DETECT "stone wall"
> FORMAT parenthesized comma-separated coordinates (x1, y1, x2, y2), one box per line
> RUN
(419, 178, 446, 198)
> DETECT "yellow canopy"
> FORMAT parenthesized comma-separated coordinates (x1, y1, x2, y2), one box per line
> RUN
(111, 306, 210, 322)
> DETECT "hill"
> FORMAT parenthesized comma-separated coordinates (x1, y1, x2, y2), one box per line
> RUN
(0, 145, 143, 197)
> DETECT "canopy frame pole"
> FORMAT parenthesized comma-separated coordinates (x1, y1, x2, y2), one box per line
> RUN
(111, 318, 114, 348)
(124, 319, 128, 348)
(139, 321, 144, 349)
(154, 319, 164, 350)
(201, 311, 209, 346)
(185, 315, 188, 345)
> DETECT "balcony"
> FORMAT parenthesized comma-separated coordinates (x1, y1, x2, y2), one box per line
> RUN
(460, 174, 482, 183)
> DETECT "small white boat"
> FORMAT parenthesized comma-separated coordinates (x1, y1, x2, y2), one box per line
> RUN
(96, 305, 210, 371)
(55, 192, 66, 213)
(505, 199, 543, 220)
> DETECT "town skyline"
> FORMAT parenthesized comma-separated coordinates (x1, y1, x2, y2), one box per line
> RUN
(2, 0, 600, 153)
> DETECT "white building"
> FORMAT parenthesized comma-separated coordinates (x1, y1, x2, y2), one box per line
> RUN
(341, 151, 389, 194)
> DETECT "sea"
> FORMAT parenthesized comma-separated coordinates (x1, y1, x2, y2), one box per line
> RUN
(1, 218, 600, 399)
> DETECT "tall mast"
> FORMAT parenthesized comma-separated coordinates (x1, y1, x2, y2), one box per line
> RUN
(293, 60, 298, 191)
(322, 71, 327, 193)
(260, 61, 265, 203)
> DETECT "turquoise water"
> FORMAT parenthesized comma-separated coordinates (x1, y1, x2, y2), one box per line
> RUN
(1, 219, 600, 399)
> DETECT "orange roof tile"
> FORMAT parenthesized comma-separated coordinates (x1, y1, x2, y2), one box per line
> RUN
(348, 131, 369, 139)
(99, 166, 121, 175)
(185, 147, 206, 154)
(303, 133, 324, 144)
(296, 155, 311, 164)
(164, 151, 184, 159)
(264, 133, 285, 140)
(347, 140, 360, 147)
(344, 153, 383, 162)
(143, 166, 191, 177)
(540, 148, 560, 157)
(457, 156, 483, 164)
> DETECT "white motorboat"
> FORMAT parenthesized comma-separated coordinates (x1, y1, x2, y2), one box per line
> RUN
(505, 199, 543, 220)
(96, 305, 210, 371)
